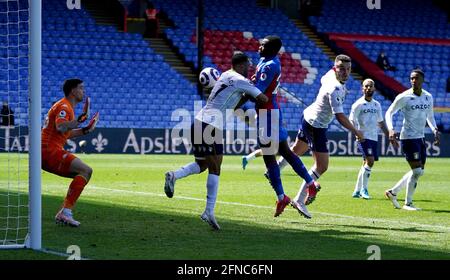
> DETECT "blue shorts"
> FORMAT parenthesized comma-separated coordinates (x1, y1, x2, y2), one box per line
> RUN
(190, 120, 223, 159)
(401, 138, 426, 164)
(297, 117, 328, 153)
(257, 110, 288, 146)
(357, 139, 379, 161)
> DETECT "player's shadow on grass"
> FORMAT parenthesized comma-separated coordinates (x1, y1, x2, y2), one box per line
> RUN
(421, 209, 450, 214)
(302, 222, 442, 234)
(5, 191, 446, 260)
(370, 198, 437, 203)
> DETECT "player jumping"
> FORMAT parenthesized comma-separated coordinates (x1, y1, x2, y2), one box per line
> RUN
(276, 55, 364, 218)
(254, 35, 319, 218)
(164, 52, 268, 230)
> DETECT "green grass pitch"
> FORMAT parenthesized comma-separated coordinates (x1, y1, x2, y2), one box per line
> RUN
(0, 154, 449, 260)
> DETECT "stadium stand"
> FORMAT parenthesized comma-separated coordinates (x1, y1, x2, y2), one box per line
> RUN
(309, 0, 449, 38)
(355, 42, 450, 131)
(2, 0, 201, 128)
(1, 0, 447, 132)
(152, 0, 369, 132)
(309, 0, 449, 131)
(0, 0, 29, 126)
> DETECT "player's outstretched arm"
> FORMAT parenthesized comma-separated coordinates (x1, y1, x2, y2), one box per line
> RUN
(68, 128, 85, 139)
(56, 119, 79, 133)
(433, 129, 441, 146)
(77, 96, 90, 123)
(348, 104, 358, 128)
(335, 112, 364, 141)
(82, 112, 99, 135)
(385, 97, 402, 148)
(378, 120, 390, 138)
(56, 98, 91, 134)
(67, 112, 100, 139)
(425, 97, 440, 145)
(255, 94, 268, 106)
(239, 93, 268, 107)
(235, 95, 251, 110)
(237, 79, 268, 107)
(388, 129, 399, 148)
(56, 112, 92, 134)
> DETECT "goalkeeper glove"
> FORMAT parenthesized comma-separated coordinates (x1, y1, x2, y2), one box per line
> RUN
(77, 97, 90, 123)
(77, 113, 87, 123)
(82, 112, 99, 135)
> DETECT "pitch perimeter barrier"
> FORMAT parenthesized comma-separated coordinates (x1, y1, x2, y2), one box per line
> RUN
(0, 126, 446, 157)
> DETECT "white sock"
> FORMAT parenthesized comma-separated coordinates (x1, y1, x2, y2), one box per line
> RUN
(406, 168, 423, 205)
(245, 150, 259, 161)
(354, 166, 364, 193)
(362, 164, 372, 191)
(206, 174, 219, 214)
(278, 157, 289, 171)
(173, 162, 201, 180)
(294, 168, 320, 203)
(390, 171, 412, 195)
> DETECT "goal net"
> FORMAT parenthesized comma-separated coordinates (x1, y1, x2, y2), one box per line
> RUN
(0, 0, 41, 250)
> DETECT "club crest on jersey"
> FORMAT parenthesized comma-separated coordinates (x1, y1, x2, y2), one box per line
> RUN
(260, 73, 267, 81)
(59, 110, 67, 118)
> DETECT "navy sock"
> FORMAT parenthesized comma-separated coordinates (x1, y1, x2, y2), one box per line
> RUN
(285, 153, 313, 184)
(267, 163, 284, 196)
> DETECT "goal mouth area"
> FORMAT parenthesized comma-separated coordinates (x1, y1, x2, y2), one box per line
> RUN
(0, 186, 30, 248)
(0, 0, 42, 250)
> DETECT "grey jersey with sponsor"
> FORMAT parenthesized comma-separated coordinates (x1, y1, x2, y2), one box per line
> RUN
(303, 69, 348, 128)
(195, 70, 261, 129)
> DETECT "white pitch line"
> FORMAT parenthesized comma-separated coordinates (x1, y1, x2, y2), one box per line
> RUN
(88, 186, 450, 232)
(39, 248, 91, 260)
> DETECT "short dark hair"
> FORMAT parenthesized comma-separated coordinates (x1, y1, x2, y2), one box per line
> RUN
(232, 51, 249, 67)
(264, 35, 282, 56)
(335, 54, 351, 64)
(411, 68, 425, 79)
(63, 78, 83, 97)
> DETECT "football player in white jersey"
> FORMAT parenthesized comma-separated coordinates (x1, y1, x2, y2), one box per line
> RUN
(349, 79, 389, 199)
(385, 69, 440, 211)
(164, 52, 268, 230)
(277, 55, 364, 218)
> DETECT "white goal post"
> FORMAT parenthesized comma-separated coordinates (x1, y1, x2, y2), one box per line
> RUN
(0, 0, 41, 250)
